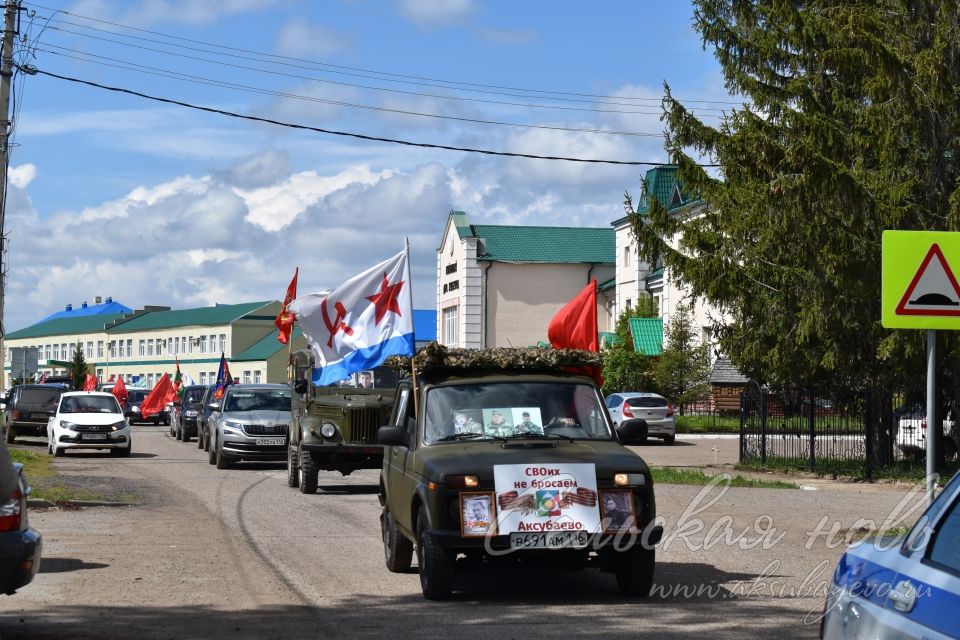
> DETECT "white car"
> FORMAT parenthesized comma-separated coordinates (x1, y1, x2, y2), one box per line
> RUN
(47, 391, 131, 457)
(896, 407, 957, 460)
(605, 392, 676, 445)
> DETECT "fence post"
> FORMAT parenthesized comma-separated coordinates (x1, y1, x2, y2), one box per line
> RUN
(760, 390, 767, 465)
(865, 389, 874, 483)
(739, 390, 745, 463)
(809, 390, 816, 472)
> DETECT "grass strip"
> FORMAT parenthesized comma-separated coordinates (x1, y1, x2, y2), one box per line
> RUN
(651, 466, 797, 489)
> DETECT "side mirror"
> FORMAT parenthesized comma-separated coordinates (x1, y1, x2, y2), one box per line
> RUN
(617, 418, 648, 445)
(46, 410, 55, 417)
(208, 403, 220, 410)
(377, 425, 407, 446)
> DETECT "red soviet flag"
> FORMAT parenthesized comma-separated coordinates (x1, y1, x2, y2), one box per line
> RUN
(275, 267, 298, 344)
(82, 373, 98, 391)
(547, 280, 602, 385)
(140, 373, 176, 420)
(111, 376, 129, 407)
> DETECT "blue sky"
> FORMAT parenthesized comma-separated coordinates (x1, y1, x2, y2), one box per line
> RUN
(4, 0, 734, 332)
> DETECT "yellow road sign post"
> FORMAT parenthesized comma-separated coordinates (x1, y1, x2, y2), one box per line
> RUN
(881, 230, 960, 503)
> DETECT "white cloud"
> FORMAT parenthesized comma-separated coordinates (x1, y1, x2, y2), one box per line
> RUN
(67, 0, 280, 27)
(397, 0, 474, 28)
(275, 21, 347, 58)
(8, 164, 36, 189)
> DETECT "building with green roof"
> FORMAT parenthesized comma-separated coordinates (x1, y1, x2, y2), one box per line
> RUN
(3, 299, 309, 388)
(438, 211, 616, 349)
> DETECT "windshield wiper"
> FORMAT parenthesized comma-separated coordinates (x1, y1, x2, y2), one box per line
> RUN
(436, 432, 493, 442)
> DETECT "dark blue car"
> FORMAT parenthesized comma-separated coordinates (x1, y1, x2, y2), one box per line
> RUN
(0, 462, 42, 595)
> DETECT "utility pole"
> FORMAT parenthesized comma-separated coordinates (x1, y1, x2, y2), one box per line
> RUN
(0, 0, 17, 391)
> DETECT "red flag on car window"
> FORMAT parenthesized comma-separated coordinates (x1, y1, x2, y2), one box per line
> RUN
(111, 376, 128, 407)
(140, 373, 176, 420)
(82, 373, 98, 391)
(275, 267, 298, 344)
(547, 280, 602, 385)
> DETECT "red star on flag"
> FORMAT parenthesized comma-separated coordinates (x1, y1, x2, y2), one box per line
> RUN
(366, 272, 405, 325)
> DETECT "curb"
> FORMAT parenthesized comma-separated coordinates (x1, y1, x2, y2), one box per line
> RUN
(28, 498, 137, 508)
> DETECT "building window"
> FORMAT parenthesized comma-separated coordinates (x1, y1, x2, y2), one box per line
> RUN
(219, 334, 226, 354)
(147, 339, 155, 357)
(209, 335, 217, 354)
(53, 344, 59, 360)
(200, 372, 207, 384)
(96, 368, 103, 379)
(254, 370, 262, 384)
(653, 295, 661, 316)
(61, 343, 67, 359)
(243, 371, 251, 384)
(187, 337, 193, 354)
(68, 343, 75, 358)
(624, 245, 631, 267)
(199, 336, 207, 354)
(442, 306, 458, 346)
(86, 341, 93, 358)
(139, 340, 145, 356)
(174, 337, 180, 354)
(96, 341, 103, 358)
(146, 373, 154, 388)
(126, 339, 132, 358)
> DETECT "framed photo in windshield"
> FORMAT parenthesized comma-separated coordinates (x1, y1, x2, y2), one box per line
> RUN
(511, 407, 543, 434)
(482, 408, 514, 436)
(460, 492, 496, 537)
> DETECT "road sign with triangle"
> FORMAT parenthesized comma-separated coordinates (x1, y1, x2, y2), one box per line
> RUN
(883, 231, 960, 329)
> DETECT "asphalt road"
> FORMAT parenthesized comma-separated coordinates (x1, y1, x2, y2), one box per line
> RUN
(0, 426, 932, 639)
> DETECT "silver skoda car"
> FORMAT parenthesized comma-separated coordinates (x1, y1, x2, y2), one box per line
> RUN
(207, 384, 291, 469)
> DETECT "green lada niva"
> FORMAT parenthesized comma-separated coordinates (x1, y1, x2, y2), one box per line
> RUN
(377, 348, 661, 601)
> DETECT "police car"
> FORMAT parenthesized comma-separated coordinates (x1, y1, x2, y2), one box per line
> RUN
(821, 473, 960, 639)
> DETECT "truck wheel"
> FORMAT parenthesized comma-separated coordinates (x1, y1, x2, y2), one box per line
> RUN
(286, 447, 299, 488)
(416, 509, 453, 600)
(215, 439, 232, 469)
(383, 506, 413, 572)
(5, 426, 14, 444)
(298, 447, 318, 494)
(615, 546, 655, 597)
(208, 434, 218, 465)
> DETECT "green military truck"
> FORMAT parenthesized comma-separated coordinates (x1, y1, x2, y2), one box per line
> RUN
(287, 349, 396, 494)
(377, 344, 660, 600)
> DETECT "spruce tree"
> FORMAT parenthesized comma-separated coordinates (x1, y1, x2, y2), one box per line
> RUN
(628, 1, 960, 388)
(70, 342, 87, 390)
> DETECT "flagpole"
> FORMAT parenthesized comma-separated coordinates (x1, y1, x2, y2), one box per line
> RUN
(405, 237, 419, 419)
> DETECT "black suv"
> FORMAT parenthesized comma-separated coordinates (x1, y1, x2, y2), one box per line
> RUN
(4, 384, 68, 443)
(124, 389, 170, 426)
(170, 385, 207, 442)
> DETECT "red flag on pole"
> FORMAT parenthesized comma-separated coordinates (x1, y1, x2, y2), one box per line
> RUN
(111, 376, 128, 407)
(82, 373, 98, 391)
(140, 373, 176, 420)
(547, 280, 602, 385)
(275, 267, 298, 344)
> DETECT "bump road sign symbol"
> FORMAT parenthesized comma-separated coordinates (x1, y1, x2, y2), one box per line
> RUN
(895, 244, 960, 316)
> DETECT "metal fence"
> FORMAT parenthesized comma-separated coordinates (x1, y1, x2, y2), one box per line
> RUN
(739, 381, 959, 479)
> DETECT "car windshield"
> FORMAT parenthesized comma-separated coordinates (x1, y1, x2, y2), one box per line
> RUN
(183, 388, 205, 403)
(20, 388, 64, 406)
(423, 381, 612, 445)
(224, 390, 291, 412)
(626, 397, 667, 408)
(127, 391, 147, 402)
(60, 396, 121, 414)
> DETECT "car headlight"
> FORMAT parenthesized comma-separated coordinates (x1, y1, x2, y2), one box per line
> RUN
(614, 473, 646, 486)
(131, 405, 140, 412)
(185, 410, 198, 417)
(59, 421, 78, 431)
(110, 421, 127, 431)
(222, 420, 242, 435)
(320, 422, 337, 439)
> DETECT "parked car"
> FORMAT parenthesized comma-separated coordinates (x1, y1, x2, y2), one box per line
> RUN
(821, 469, 960, 639)
(169, 385, 207, 442)
(197, 384, 217, 451)
(4, 384, 69, 443)
(0, 462, 42, 595)
(47, 391, 131, 457)
(605, 392, 676, 445)
(895, 406, 958, 461)
(124, 389, 169, 426)
(207, 384, 291, 469)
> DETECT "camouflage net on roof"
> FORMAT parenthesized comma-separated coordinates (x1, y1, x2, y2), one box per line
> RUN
(387, 341, 602, 375)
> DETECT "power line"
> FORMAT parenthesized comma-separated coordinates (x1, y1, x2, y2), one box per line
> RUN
(41, 21, 728, 118)
(33, 46, 664, 137)
(24, 65, 717, 167)
(23, 1, 743, 107)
